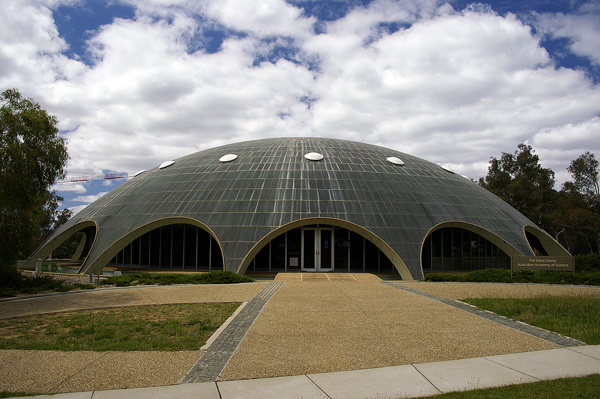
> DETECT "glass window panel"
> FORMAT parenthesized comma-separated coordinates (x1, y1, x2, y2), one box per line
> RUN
(131, 238, 140, 267)
(350, 231, 364, 272)
(184, 226, 198, 269)
(271, 234, 286, 271)
(255, 244, 270, 271)
(211, 237, 223, 270)
(172, 225, 184, 268)
(365, 239, 378, 272)
(287, 228, 301, 270)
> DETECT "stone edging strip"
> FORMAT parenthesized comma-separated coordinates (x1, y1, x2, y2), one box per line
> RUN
(383, 282, 585, 348)
(200, 302, 248, 351)
(180, 281, 283, 384)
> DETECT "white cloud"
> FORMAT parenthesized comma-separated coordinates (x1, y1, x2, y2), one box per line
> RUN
(71, 191, 109, 203)
(51, 182, 88, 194)
(1, 0, 599, 195)
(534, 7, 600, 65)
(202, 0, 316, 38)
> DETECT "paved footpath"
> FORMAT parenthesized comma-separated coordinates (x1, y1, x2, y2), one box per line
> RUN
(2, 275, 600, 398)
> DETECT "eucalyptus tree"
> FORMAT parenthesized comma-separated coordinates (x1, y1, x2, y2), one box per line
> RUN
(479, 143, 557, 231)
(0, 89, 68, 282)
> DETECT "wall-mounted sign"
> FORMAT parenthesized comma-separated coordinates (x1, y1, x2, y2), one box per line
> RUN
(512, 256, 575, 272)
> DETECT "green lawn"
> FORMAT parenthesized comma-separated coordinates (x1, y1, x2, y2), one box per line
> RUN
(417, 374, 600, 398)
(0, 302, 240, 351)
(462, 295, 600, 345)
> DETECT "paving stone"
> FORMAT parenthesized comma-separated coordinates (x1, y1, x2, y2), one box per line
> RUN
(93, 382, 219, 399)
(413, 357, 538, 393)
(307, 365, 440, 399)
(485, 348, 600, 380)
(218, 375, 329, 399)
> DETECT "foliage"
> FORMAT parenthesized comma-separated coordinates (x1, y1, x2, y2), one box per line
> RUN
(423, 374, 600, 398)
(0, 89, 68, 279)
(479, 143, 556, 231)
(0, 303, 240, 351)
(574, 253, 600, 272)
(567, 151, 600, 202)
(100, 270, 256, 287)
(51, 233, 82, 259)
(424, 267, 600, 286)
(479, 145, 600, 256)
(550, 152, 600, 254)
(462, 295, 600, 344)
(0, 274, 64, 298)
(37, 193, 73, 244)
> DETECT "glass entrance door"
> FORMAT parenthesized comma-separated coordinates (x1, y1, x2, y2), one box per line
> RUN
(302, 228, 333, 271)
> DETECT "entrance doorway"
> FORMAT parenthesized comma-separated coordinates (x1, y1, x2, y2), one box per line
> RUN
(247, 224, 396, 274)
(302, 228, 333, 271)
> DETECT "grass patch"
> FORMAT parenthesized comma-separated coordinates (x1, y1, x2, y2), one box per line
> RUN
(0, 302, 240, 351)
(0, 392, 38, 398)
(425, 268, 600, 286)
(100, 270, 255, 287)
(461, 295, 600, 345)
(419, 373, 600, 398)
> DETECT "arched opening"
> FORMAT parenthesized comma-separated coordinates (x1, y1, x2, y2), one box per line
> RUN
(238, 218, 412, 279)
(524, 225, 571, 257)
(22, 221, 97, 270)
(106, 223, 223, 271)
(421, 223, 516, 273)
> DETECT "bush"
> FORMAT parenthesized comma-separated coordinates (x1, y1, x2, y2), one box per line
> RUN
(575, 254, 600, 272)
(462, 268, 513, 283)
(100, 270, 255, 287)
(424, 268, 600, 286)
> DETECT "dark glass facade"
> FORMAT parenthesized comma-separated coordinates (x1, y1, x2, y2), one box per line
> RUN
(422, 227, 511, 272)
(247, 225, 395, 273)
(107, 224, 223, 270)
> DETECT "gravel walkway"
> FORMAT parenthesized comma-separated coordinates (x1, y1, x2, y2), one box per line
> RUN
(218, 278, 559, 381)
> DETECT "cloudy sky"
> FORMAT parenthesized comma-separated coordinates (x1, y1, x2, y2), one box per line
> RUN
(1, 0, 599, 213)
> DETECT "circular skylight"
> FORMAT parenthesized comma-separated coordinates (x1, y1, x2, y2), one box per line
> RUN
(134, 170, 146, 177)
(304, 152, 324, 161)
(386, 156, 404, 166)
(219, 154, 238, 163)
(159, 161, 175, 169)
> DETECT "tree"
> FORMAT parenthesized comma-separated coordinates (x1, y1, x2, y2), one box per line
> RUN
(0, 89, 68, 281)
(550, 152, 600, 254)
(38, 192, 73, 244)
(567, 151, 599, 206)
(479, 143, 557, 231)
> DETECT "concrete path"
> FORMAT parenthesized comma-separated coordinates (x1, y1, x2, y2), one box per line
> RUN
(10, 345, 600, 398)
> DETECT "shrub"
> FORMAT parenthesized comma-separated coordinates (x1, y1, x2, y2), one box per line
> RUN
(424, 268, 600, 286)
(575, 254, 600, 272)
(100, 270, 255, 287)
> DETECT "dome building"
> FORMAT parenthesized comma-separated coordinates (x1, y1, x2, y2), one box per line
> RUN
(25, 137, 568, 279)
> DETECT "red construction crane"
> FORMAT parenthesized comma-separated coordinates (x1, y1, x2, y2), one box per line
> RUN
(56, 172, 129, 183)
